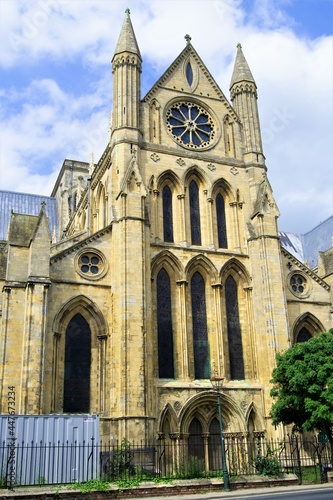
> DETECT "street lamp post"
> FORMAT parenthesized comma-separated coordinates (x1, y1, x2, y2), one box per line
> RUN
(211, 374, 230, 491)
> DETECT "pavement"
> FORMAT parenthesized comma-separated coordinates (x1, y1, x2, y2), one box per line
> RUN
(133, 483, 333, 499)
(1, 480, 333, 499)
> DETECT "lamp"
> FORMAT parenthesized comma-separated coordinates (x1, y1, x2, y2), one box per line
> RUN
(210, 374, 230, 491)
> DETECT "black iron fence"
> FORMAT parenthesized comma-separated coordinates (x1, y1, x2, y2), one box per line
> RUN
(1, 435, 332, 488)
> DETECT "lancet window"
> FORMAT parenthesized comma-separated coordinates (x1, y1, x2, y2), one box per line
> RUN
(216, 193, 228, 248)
(157, 268, 175, 378)
(189, 180, 201, 245)
(63, 314, 91, 412)
(191, 271, 210, 379)
(225, 275, 245, 380)
(162, 185, 174, 242)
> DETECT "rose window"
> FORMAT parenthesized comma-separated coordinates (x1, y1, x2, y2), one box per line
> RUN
(166, 102, 215, 149)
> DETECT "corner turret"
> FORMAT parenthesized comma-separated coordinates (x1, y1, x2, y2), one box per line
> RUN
(111, 9, 142, 133)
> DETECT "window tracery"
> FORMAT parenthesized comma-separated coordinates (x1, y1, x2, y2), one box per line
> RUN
(75, 249, 108, 280)
(166, 101, 215, 149)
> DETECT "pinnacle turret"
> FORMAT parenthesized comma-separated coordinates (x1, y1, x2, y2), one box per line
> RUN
(111, 9, 142, 132)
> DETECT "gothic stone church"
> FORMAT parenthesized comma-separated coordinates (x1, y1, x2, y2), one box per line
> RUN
(1, 11, 332, 445)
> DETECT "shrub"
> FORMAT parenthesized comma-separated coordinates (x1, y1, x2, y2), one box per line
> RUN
(254, 445, 281, 477)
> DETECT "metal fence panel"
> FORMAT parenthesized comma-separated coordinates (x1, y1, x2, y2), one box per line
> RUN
(0, 414, 99, 486)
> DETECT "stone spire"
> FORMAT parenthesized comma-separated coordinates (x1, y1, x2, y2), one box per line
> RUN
(229, 44, 264, 163)
(230, 43, 256, 89)
(113, 8, 142, 60)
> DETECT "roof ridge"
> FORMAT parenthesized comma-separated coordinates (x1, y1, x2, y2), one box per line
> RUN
(0, 189, 55, 199)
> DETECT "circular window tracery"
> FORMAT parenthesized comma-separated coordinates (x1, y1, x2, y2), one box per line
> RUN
(166, 101, 215, 149)
(75, 249, 108, 280)
(80, 253, 100, 275)
(288, 272, 309, 298)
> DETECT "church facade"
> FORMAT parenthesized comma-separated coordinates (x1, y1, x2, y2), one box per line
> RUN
(1, 11, 332, 447)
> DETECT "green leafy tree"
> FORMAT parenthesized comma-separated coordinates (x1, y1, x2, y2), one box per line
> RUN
(270, 330, 333, 464)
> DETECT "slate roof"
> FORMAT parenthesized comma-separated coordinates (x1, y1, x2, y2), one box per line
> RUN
(279, 232, 304, 262)
(279, 216, 333, 268)
(0, 190, 58, 241)
(7, 213, 40, 247)
(301, 215, 333, 268)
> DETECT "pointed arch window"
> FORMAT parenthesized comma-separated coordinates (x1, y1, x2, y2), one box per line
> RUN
(191, 271, 210, 379)
(157, 268, 175, 378)
(63, 314, 91, 413)
(225, 275, 244, 380)
(216, 193, 228, 248)
(296, 327, 312, 343)
(162, 185, 174, 242)
(189, 180, 201, 245)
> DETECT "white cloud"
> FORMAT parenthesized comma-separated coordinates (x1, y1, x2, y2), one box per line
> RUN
(0, 0, 332, 233)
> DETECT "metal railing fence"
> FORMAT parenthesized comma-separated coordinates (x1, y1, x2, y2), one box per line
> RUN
(1, 435, 332, 488)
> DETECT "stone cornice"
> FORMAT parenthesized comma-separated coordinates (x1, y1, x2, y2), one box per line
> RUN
(141, 142, 245, 168)
(151, 241, 249, 259)
(51, 224, 112, 264)
(230, 82, 258, 100)
(90, 145, 111, 190)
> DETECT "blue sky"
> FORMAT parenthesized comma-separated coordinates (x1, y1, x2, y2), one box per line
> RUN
(0, 0, 332, 234)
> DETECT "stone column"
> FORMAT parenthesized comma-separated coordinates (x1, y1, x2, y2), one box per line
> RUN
(52, 331, 61, 412)
(212, 283, 225, 376)
(98, 334, 108, 413)
(177, 194, 186, 243)
(176, 280, 189, 379)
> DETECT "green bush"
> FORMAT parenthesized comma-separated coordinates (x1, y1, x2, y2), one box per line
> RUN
(104, 439, 135, 480)
(254, 445, 281, 477)
(186, 455, 206, 478)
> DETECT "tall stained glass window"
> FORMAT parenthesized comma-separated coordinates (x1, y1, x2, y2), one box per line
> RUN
(63, 314, 91, 412)
(216, 194, 228, 248)
(163, 185, 174, 242)
(189, 180, 201, 245)
(191, 271, 210, 378)
(157, 268, 175, 378)
(225, 276, 245, 380)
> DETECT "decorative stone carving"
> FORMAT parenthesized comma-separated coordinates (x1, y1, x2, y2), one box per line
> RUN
(173, 401, 182, 411)
(150, 153, 160, 162)
(176, 158, 186, 167)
